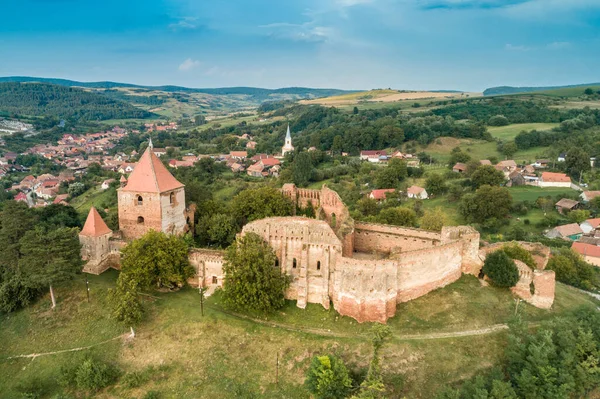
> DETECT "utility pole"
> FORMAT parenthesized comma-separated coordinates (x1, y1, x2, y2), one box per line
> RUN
(276, 351, 279, 386)
(514, 298, 520, 316)
(85, 275, 90, 303)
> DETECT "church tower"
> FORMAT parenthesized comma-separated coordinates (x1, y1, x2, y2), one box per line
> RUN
(117, 140, 187, 240)
(281, 124, 294, 156)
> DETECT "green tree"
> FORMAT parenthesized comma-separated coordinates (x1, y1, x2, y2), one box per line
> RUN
(120, 230, 194, 290)
(502, 142, 518, 159)
(0, 201, 38, 269)
(482, 251, 519, 288)
(332, 135, 343, 155)
(377, 207, 417, 227)
(292, 152, 314, 187)
(353, 324, 392, 399)
(459, 185, 513, 224)
(420, 208, 447, 231)
(357, 198, 379, 217)
(305, 355, 353, 399)
(584, 88, 595, 95)
(197, 213, 238, 248)
(568, 209, 590, 224)
(471, 165, 506, 188)
(488, 115, 510, 126)
(67, 182, 86, 197)
(222, 232, 289, 313)
(547, 248, 598, 290)
(374, 158, 407, 189)
(109, 274, 144, 325)
(566, 147, 591, 178)
(231, 187, 293, 226)
(425, 173, 448, 195)
(18, 227, 83, 308)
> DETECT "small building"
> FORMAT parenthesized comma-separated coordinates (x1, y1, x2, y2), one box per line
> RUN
(53, 194, 69, 206)
(229, 151, 248, 160)
(555, 198, 580, 214)
(558, 153, 566, 162)
(545, 223, 583, 241)
(580, 218, 600, 235)
(231, 162, 245, 173)
(533, 159, 549, 168)
(369, 189, 396, 201)
(153, 148, 167, 157)
(452, 163, 467, 173)
(539, 172, 571, 188)
(571, 242, 600, 267)
(360, 150, 388, 163)
(407, 185, 428, 199)
(581, 191, 600, 203)
(101, 179, 115, 190)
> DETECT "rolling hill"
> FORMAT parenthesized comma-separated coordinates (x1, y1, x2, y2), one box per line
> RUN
(484, 83, 600, 96)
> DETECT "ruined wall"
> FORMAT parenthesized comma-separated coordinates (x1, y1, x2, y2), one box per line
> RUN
(394, 241, 464, 302)
(441, 226, 482, 274)
(118, 190, 162, 240)
(80, 233, 123, 275)
(160, 188, 187, 235)
(331, 257, 398, 323)
(510, 260, 555, 309)
(188, 249, 225, 287)
(354, 223, 440, 254)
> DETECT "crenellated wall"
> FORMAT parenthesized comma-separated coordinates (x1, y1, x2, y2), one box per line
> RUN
(354, 222, 440, 254)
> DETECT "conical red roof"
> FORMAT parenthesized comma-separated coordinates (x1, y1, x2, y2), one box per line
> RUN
(80, 207, 112, 237)
(121, 146, 184, 193)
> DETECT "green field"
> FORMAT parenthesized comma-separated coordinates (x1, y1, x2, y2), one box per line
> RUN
(507, 186, 578, 203)
(488, 123, 559, 141)
(1, 270, 598, 398)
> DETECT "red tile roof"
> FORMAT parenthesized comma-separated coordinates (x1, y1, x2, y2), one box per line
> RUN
(260, 158, 281, 167)
(80, 207, 112, 237)
(584, 218, 600, 229)
(572, 241, 600, 258)
(541, 172, 571, 183)
(369, 189, 395, 200)
(121, 147, 184, 193)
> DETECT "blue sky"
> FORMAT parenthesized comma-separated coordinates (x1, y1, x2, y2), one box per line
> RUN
(1, 0, 599, 91)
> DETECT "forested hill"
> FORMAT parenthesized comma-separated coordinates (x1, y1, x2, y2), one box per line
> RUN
(0, 76, 354, 101)
(484, 83, 600, 96)
(0, 82, 155, 121)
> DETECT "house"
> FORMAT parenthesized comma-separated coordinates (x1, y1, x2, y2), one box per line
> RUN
(453, 163, 467, 173)
(558, 153, 566, 162)
(580, 218, 600, 235)
(571, 242, 600, 267)
(230, 162, 245, 173)
(14, 192, 28, 203)
(369, 189, 396, 201)
(153, 148, 167, 157)
(230, 151, 248, 160)
(53, 194, 69, 206)
(508, 170, 526, 187)
(495, 160, 517, 179)
(539, 172, 571, 188)
(555, 198, 580, 214)
(246, 158, 281, 178)
(118, 163, 137, 174)
(407, 186, 428, 199)
(101, 179, 115, 190)
(247, 162, 265, 177)
(360, 150, 387, 163)
(533, 159, 549, 168)
(545, 223, 583, 241)
(168, 159, 194, 169)
(581, 191, 600, 203)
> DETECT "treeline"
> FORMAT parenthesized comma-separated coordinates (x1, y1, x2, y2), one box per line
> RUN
(431, 98, 563, 123)
(100, 89, 167, 106)
(0, 82, 155, 121)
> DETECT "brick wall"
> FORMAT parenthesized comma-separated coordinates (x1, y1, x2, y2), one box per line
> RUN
(354, 222, 440, 254)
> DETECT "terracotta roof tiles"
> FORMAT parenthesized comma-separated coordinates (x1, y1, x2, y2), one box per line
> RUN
(80, 207, 112, 237)
(121, 147, 184, 193)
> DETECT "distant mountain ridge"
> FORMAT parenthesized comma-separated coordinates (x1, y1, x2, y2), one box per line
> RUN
(484, 83, 600, 96)
(0, 76, 355, 99)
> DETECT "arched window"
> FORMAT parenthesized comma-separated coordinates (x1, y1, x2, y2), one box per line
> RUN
(317, 261, 321, 271)
(331, 213, 337, 228)
(212, 276, 218, 284)
(136, 195, 143, 206)
(137, 216, 145, 224)
(293, 258, 297, 269)
(170, 192, 176, 204)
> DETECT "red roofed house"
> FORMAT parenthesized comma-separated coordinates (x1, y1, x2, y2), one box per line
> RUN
(14, 192, 28, 203)
(407, 185, 429, 199)
(453, 163, 467, 173)
(539, 172, 571, 188)
(360, 150, 388, 163)
(571, 242, 600, 267)
(117, 142, 187, 240)
(545, 223, 583, 241)
(581, 191, 600, 203)
(53, 194, 69, 205)
(369, 189, 396, 201)
(580, 218, 600, 234)
(230, 151, 248, 160)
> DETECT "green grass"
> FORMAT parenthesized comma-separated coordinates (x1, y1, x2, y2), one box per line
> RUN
(508, 186, 578, 203)
(1, 269, 598, 398)
(70, 186, 117, 214)
(488, 123, 559, 141)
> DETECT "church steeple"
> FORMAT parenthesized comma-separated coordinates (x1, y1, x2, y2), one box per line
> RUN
(282, 124, 294, 156)
(148, 137, 154, 150)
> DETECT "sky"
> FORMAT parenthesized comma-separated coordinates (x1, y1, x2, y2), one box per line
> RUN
(1, 0, 599, 91)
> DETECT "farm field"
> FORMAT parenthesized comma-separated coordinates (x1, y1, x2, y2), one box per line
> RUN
(1, 270, 598, 399)
(301, 89, 479, 107)
(507, 186, 578, 203)
(488, 123, 559, 140)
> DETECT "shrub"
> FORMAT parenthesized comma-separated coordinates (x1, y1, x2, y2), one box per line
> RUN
(502, 243, 536, 269)
(482, 251, 519, 288)
(143, 391, 161, 399)
(60, 357, 120, 393)
(305, 355, 353, 399)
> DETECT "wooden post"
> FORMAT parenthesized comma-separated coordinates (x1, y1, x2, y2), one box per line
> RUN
(85, 275, 90, 303)
(199, 286, 206, 317)
(276, 351, 279, 386)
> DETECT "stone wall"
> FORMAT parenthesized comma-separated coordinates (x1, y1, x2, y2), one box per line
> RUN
(160, 188, 187, 235)
(80, 233, 123, 275)
(118, 190, 163, 240)
(354, 222, 440, 254)
(509, 260, 555, 309)
(188, 249, 226, 287)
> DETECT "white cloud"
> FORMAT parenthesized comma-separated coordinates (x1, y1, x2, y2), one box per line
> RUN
(547, 41, 570, 49)
(169, 17, 199, 31)
(260, 22, 334, 43)
(178, 58, 201, 71)
(505, 43, 530, 51)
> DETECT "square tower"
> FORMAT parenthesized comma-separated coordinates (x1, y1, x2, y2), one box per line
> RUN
(118, 143, 187, 240)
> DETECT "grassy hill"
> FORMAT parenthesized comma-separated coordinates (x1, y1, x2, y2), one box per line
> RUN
(0, 82, 155, 121)
(0, 271, 597, 398)
(488, 122, 559, 140)
(484, 83, 600, 96)
(300, 89, 474, 107)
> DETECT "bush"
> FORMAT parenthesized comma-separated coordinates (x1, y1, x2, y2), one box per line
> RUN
(488, 115, 510, 126)
(482, 251, 519, 287)
(143, 391, 161, 399)
(61, 357, 120, 393)
(502, 243, 536, 269)
(305, 355, 353, 399)
(547, 248, 600, 290)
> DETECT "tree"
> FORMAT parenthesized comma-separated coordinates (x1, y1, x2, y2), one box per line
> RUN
(119, 230, 194, 290)
(566, 147, 590, 178)
(230, 187, 293, 226)
(568, 209, 590, 224)
(501, 142, 518, 159)
(222, 232, 289, 313)
(292, 152, 314, 187)
(459, 185, 513, 224)
(357, 198, 379, 217)
(37, 204, 82, 229)
(488, 115, 510, 126)
(374, 158, 407, 189)
(0, 201, 38, 270)
(353, 324, 392, 399)
(420, 208, 447, 231)
(584, 88, 595, 95)
(67, 182, 86, 197)
(332, 135, 343, 155)
(377, 207, 417, 227)
(18, 227, 83, 308)
(482, 251, 519, 288)
(471, 165, 506, 188)
(197, 213, 238, 248)
(305, 355, 353, 399)
(547, 248, 598, 290)
(109, 274, 144, 325)
(425, 173, 448, 195)
(353, 106, 359, 114)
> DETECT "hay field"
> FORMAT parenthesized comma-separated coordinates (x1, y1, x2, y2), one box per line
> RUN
(301, 89, 480, 106)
